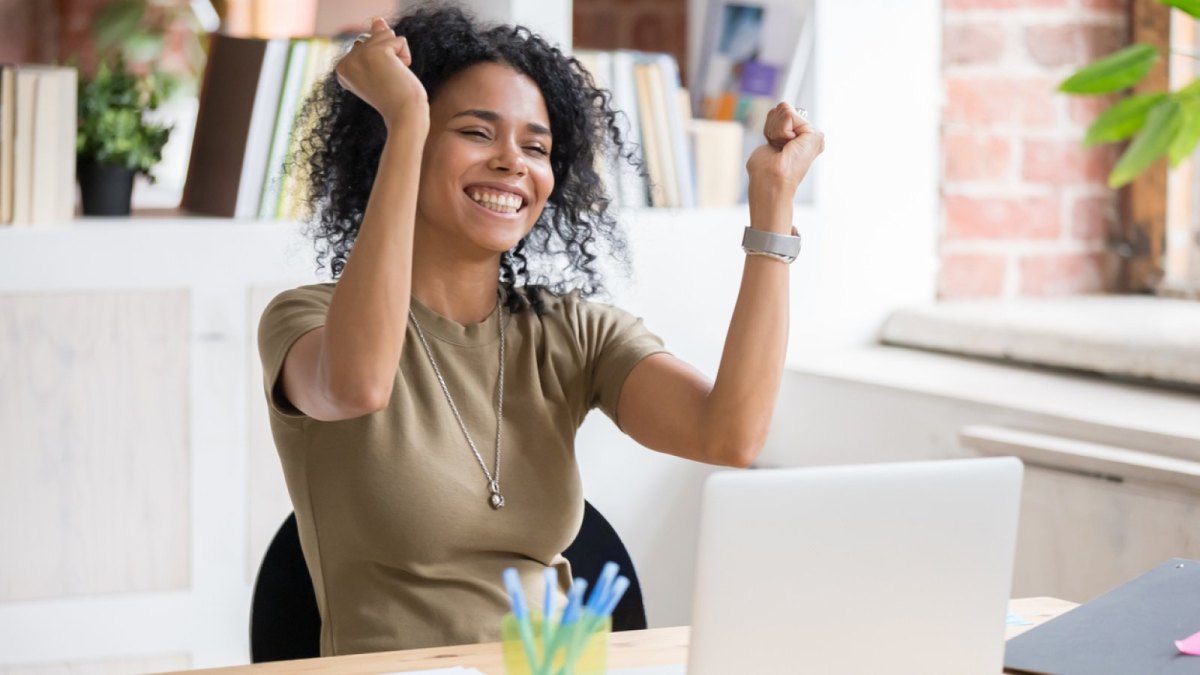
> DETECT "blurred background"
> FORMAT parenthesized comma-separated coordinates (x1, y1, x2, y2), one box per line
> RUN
(0, 0, 1197, 671)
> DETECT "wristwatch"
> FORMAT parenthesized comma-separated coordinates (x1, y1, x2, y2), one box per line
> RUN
(742, 226, 802, 264)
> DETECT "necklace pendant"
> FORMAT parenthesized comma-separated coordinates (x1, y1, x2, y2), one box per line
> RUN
(489, 491, 505, 510)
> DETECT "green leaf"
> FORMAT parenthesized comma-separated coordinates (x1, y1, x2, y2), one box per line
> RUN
(1162, 0, 1200, 19)
(123, 31, 163, 63)
(1060, 44, 1158, 94)
(1110, 98, 1184, 187)
(1169, 100, 1200, 165)
(75, 56, 171, 177)
(1176, 78, 1200, 103)
(1085, 93, 1166, 145)
(94, 0, 145, 53)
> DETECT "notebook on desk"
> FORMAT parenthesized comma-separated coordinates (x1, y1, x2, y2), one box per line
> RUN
(687, 457, 1024, 675)
(1004, 558, 1200, 675)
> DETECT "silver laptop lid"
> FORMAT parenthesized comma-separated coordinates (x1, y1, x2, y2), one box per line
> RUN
(687, 457, 1023, 675)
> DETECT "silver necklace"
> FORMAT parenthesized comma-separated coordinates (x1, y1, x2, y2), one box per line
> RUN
(408, 297, 507, 510)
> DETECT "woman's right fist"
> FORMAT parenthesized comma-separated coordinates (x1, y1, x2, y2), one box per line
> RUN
(335, 18, 429, 129)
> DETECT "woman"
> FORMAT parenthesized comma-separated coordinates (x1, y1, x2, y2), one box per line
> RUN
(258, 5, 822, 657)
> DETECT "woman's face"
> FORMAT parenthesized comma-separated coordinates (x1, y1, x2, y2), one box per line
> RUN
(417, 62, 555, 257)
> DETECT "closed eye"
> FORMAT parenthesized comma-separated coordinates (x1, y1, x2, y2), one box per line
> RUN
(460, 129, 490, 140)
(525, 146, 549, 156)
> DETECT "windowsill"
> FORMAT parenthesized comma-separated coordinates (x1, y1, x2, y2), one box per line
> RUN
(879, 296, 1200, 390)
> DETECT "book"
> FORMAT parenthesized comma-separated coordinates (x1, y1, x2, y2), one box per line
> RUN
(641, 56, 679, 208)
(654, 53, 695, 208)
(52, 68, 77, 223)
(234, 38, 289, 218)
(0, 66, 15, 223)
(694, 1, 813, 115)
(257, 39, 310, 219)
(30, 67, 61, 223)
(689, 119, 742, 208)
(609, 50, 648, 209)
(11, 68, 37, 225)
(572, 49, 622, 207)
(182, 33, 273, 217)
(278, 38, 338, 220)
(632, 60, 667, 208)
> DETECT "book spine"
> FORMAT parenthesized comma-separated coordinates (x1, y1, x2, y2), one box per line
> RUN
(610, 51, 648, 209)
(235, 39, 289, 219)
(0, 66, 15, 224)
(633, 60, 666, 208)
(258, 39, 310, 220)
(57, 68, 77, 223)
(656, 54, 695, 209)
(12, 69, 37, 225)
(642, 55, 679, 208)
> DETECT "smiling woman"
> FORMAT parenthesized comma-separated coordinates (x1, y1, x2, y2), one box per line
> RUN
(297, 6, 628, 316)
(256, 1, 821, 659)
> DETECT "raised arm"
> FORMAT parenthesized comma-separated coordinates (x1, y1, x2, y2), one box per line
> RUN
(279, 19, 429, 421)
(616, 102, 823, 466)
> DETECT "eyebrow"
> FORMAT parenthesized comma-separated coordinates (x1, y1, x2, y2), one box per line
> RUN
(450, 109, 552, 137)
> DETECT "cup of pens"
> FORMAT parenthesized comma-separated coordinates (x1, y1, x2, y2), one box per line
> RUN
(501, 562, 630, 675)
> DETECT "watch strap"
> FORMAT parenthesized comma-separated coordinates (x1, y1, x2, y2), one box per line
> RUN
(742, 226, 801, 263)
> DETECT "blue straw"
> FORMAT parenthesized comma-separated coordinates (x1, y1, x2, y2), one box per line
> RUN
(542, 568, 558, 665)
(585, 561, 620, 614)
(545, 578, 587, 671)
(503, 568, 542, 675)
(559, 570, 629, 675)
(598, 576, 630, 618)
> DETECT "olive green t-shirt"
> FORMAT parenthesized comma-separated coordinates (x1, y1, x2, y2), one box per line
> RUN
(257, 283, 668, 656)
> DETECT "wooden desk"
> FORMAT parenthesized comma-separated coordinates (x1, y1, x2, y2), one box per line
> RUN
(185, 597, 1077, 674)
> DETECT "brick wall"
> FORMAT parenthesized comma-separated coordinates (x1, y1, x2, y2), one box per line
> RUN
(573, 0, 689, 84)
(0, 0, 197, 76)
(941, 0, 1129, 298)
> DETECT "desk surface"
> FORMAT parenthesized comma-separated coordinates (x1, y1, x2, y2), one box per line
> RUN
(186, 597, 1077, 674)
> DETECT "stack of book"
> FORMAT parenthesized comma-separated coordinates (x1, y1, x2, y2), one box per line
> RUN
(0, 65, 78, 225)
(183, 33, 346, 219)
(575, 50, 744, 210)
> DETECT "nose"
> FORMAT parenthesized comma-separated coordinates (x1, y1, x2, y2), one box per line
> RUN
(487, 137, 527, 176)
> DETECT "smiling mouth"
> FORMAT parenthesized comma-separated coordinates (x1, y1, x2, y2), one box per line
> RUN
(465, 188, 526, 215)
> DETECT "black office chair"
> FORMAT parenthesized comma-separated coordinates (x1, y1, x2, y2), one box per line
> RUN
(249, 500, 648, 663)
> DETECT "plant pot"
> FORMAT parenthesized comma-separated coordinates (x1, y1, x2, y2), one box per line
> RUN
(78, 160, 136, 216)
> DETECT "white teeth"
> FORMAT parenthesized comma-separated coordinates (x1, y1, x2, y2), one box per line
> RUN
(468, 189, 523, 214)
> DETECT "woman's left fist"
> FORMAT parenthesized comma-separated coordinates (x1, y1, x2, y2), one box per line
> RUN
(746, 102, 824, 194)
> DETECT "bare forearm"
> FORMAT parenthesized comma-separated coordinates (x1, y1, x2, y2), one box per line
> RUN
(321, 122, 427, 408)
(703, 186, 793, 465)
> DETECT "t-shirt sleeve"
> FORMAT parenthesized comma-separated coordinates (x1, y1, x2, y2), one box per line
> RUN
(575, 298, 670, 428)
(257, 284, 332, 421)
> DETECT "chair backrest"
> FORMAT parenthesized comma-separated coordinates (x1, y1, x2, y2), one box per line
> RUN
(249, 513, 320, 662)
(249, 501, 648, 663)
(562, 501, 649, 631)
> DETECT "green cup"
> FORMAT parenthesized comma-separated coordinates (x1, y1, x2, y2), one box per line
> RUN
(501, 612, 611, 675)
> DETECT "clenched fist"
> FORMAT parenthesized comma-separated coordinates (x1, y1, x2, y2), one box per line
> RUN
(745, 102, 824, 196)
(335, 17, 430, 131)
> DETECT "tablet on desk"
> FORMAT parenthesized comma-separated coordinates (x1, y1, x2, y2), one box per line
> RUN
(1004, 558, 1200, 675)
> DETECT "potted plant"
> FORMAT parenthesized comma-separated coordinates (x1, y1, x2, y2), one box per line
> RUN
(76, 55, 172, 216)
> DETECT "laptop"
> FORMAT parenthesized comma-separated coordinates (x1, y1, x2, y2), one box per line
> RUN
(686, 457, 1023, 675)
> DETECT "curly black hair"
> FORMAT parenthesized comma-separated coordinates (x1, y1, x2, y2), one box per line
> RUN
(293, 3, 640, 314)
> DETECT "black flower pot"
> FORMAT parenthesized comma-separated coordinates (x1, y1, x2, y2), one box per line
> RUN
(78, 159, 136, 216)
